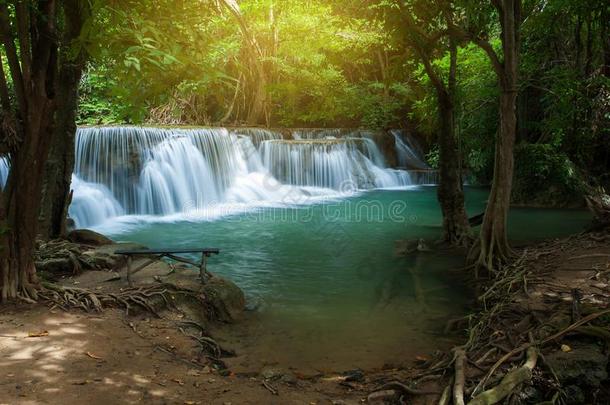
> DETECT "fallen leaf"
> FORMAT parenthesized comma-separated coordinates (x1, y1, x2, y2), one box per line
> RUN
(561, 344, 572, 352)
(172, 378, 185, 386)
(27, 331, 49, 338)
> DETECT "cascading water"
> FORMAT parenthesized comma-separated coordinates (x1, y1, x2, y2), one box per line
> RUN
(391, 129, 430, 170)
(65, 126, 430, 228)
(0, 157, 8, 188)
(260, 139, 409, 190)
(70, 176, 125, 229)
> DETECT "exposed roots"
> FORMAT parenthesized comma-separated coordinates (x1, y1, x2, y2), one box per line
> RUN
(176, 320, 235, 370)
(372, 230, 610, 404)
(39, 281, 199, 316)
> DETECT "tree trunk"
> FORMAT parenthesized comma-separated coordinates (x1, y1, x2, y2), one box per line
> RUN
(0, 0, 88, 301)
(417, 37, 471, 246)
(437, 91, 471, 245)
(220, 0, 268, 125)
(470, 0, 520, 271)
(39, 58, 84, 239)
(1, 104, 55, 301)
(475, 88, 517, 269)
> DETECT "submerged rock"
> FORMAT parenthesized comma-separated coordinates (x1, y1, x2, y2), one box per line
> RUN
(67, 229, 113, 246)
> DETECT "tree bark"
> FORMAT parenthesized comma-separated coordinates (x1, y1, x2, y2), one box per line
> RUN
(39, 61, 82, 239)
(436, 91, 471, 245)
(0, 0, 88, 301)
(416, 35, 471, 246)
(39, 1, 88, 240)
(436, 41, 471, 246)
(471, 0, 521, 270)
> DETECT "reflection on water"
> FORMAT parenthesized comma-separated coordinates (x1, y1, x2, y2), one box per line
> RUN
(99, 187, 591, 371)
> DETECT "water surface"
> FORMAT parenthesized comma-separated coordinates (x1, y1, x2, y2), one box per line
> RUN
(98, 187, 590, 371)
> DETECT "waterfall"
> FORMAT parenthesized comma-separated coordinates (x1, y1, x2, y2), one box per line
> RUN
(0, 157, 8, 188)
(69, 176, 125, 229)
(65, 126, 429, 227)
(260, 139, 409, 190)
(391, 129, 430, 170)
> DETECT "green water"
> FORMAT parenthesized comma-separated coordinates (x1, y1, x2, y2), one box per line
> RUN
(100, 187, 591, 371)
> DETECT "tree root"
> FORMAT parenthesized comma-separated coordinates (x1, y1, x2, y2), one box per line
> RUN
(468, 347, 538, 405)
(400, 236, 610, 405)
(378, 381, 440, 396)
(453, 347, 466, 405)
(38, 281, 203, 317)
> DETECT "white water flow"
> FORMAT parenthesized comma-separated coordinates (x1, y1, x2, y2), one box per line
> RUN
(64, 126, 428, 228)
(0, 157, 8, 188)
(391, 129, 430, 170)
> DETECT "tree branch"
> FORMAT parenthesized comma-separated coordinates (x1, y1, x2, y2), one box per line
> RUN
(31, 0, 58, 91)
(15, 0, 32, 83)
(0, 4, 27, 115)
(0, 53, 11, 112)
(472, 36, 505, 78)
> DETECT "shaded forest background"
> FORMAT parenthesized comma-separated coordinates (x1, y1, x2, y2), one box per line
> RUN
(70, 0, 610, 205)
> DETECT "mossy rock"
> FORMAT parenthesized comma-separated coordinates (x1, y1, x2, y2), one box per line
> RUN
(67, 229, 113, 246)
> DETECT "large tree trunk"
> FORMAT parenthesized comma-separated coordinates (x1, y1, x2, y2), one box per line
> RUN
(1, 103, 56, 301)
(0, 0, 88, 301)
(436, 41, 471, 245)
(437, 91, 471, 245)
(472, 0, 520, 270)
(39, 64, 82, 239)
(475, 89, 518, 268)
(417, 37, 471, 246)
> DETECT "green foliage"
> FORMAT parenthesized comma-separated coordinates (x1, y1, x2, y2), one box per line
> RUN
(71, 0, 608, 206)
(512, 144, 585, 206)
(79, 0, 412, 128)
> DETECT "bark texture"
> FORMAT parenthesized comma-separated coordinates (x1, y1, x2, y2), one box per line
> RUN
(39, 2, 88, 240)
(0, 1, 88, 301)
(470, 0, 521, 270)
(408, 14, 471, 246)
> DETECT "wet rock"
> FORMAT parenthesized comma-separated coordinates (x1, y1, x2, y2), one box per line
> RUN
(545, 341, 608, 388)
(202, 276, 245, 323)
(67, 229, 113, 246)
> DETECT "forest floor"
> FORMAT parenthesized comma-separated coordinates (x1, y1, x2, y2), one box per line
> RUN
(1, 229, 609, 404)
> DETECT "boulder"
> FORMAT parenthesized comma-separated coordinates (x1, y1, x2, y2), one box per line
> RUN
(202, 276, 245, 323)
(67, 229, 113, 246)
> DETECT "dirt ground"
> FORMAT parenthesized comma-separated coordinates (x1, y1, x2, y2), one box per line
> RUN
(0, 303, 379, 405)
(0, 257, 413, 405)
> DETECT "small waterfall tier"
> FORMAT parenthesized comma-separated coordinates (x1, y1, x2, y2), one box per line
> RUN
(260, 139, 409, 190)
(1, 127, 431, 228)
(0, 157, 8, 188)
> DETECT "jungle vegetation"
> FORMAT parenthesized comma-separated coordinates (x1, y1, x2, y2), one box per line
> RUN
(0, 0, 608, 299)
